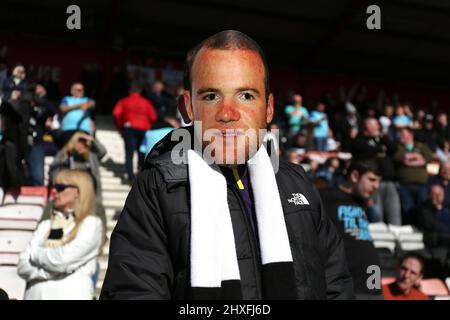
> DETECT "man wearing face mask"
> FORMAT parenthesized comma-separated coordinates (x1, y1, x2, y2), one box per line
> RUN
(100, 30, 353, 300)
(320, 160, 384, 300)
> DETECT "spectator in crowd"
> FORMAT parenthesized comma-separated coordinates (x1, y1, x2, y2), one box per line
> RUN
(394, 127, 433, 224)
(352, 117, 401, 225)
(101, 30, 353, 300)
(284, 94, 309, 137)
(147, 80, 172, 119)
(393, 105, 412, 139)
(435, 113, 450, 146)
(112, 82, 158, 183)
(416, 185, 450, 249)
(286, 148, 301, 165)
(411, 109, 426, 130)
(291, 132, 309, 154)
(49, 131, 103, 206)
(59, 83, 95, 146)
(26, 84, 56, 186)
(309, 102, 329, 151)
(0, 65, 33, 192)
(140, 117, 177, 159)
(334, 102, 359, 152)
(382, 253, 429, 300)
(326, 129, 340, 152)
(379, 104, 395, 140)
(344, 102, 361, 139)
(1, 64, 29, 97)
(314, 157, 344, 188)
(437, 140, 450, 163)
(427, 162, 450, 209)
(17, 169, 103, 299)
(415, 114, 441, 154)
(320, 160, 383, 300)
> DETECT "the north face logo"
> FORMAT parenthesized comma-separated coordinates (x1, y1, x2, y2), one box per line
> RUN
(287, 193, 310, 205)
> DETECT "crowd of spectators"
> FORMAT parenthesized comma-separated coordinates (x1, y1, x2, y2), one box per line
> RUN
(0, 62, 449, 299)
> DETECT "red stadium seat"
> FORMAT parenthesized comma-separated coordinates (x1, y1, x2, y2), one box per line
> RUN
(420, 279, 450, 297)
(382, 277, 396, 285)
(2, 186, 48, 207)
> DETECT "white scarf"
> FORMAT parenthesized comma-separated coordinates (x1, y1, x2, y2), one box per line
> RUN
(187, 145, 293, 290)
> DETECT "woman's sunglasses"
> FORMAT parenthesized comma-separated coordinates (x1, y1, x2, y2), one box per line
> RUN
(54, 183, 78, 192)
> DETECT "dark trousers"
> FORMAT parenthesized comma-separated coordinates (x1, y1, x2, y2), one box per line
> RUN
(314, 137, 327, 151)
(26, 142, 45, 186)
(398, 183, 427, 225)
(123, 128, 146, 181)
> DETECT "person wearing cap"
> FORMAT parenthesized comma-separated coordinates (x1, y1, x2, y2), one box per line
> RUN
(415, 114, 441, 154)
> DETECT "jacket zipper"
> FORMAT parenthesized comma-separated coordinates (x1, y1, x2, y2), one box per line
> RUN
(228, 184, 262, 299)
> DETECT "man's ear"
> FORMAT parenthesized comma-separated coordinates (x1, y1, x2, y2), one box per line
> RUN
(266, 93, 274, 124)
(350, 170, 359, 184)
(178, 91, 193, 124)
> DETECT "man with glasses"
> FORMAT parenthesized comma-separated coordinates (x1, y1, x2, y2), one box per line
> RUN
(59, 82, 96, 146)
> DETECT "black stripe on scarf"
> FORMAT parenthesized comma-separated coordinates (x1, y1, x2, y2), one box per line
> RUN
(190, 280, 242, 300)
(261, 262, 297, 299)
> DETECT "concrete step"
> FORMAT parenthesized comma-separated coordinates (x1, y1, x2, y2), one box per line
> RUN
(102, 184, 131, 192)
(99, 170, 115, 178)
(101, 176, 123, 185)
(104, 198, 126, 209)
(103, 191, 128, 200)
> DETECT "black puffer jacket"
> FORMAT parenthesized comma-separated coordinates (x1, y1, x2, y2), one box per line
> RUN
(100, 128, 354, 300)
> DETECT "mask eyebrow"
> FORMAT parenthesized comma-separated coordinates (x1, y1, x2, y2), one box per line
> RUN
(236, 87, 261, 97)
(196, 87, 221, 95)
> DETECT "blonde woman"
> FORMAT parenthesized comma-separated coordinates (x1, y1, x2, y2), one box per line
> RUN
(18, 170, 103, 300)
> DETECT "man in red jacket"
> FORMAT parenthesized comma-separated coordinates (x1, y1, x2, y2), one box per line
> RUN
(112, 82, 157, 182)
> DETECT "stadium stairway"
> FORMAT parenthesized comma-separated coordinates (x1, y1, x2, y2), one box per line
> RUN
(94, 116, 136, 298)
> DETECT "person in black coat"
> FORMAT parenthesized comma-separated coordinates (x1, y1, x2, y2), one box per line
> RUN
(100, 30, 354, 300)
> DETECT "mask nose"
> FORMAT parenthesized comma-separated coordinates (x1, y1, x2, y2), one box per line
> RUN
(215, 100, 240, 123)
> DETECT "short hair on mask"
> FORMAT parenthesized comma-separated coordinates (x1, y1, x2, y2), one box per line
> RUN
(346, 160, 381, 179)
(183, 30, 270, 99)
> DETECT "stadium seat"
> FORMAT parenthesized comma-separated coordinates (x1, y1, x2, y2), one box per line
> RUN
(0, 230, 33, 257)
(388, 224, 415, 237)
(0, 253, 19, 265)
(369, 222, 389, 233)
(381, 277, 396, 285)
(373, 240, 396, 253)
(2, 186, 48, 207)
(0, 204, 44, 221)
(0, 266, 26, 300)
(420, 278, 450, 297)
